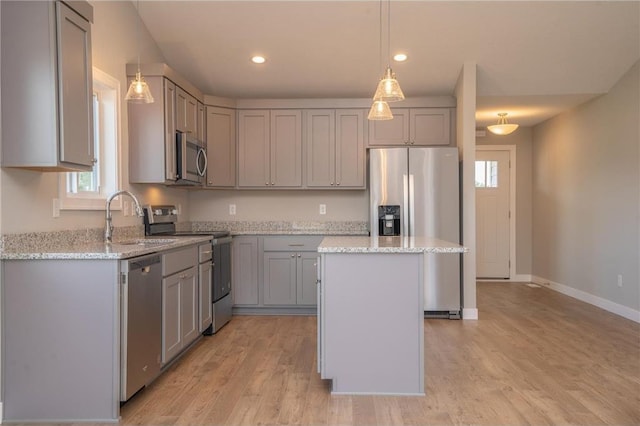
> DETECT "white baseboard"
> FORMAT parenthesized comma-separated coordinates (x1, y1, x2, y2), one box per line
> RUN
(476, 274, 532, 283)
(462, 308, 478, 320)
(532, 275, 640, 323)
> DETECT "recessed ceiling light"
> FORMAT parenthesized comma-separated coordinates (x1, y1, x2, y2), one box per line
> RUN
(393, 53, 408, 62)
(251, 56, 266, 64)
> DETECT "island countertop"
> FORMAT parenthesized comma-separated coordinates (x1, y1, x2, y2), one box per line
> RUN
(317, 236, 467, 254)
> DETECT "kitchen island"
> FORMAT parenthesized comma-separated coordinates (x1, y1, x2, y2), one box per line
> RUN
(316, 236, 466, 395)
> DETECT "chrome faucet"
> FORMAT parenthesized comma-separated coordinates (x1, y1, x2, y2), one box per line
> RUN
(105, 190, 144, 243)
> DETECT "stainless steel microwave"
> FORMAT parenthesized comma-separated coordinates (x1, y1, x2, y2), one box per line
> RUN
(176, 131, 206, 185)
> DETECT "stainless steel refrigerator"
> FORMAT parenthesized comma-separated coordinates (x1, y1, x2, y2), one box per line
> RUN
(369, 147, 461, 318)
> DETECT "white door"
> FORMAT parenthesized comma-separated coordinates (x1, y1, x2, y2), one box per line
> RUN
(476, 150, 510, 278)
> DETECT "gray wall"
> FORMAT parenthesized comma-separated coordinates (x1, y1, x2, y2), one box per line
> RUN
(189, 190, 368, 222)
(532, 61, 639, 311)
(477, 128, 533, 276)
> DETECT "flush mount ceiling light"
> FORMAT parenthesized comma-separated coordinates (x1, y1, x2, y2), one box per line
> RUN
(251, 55, 266, 64)
(393, 53, 408, 62)
(487, 113, 519, 135)
(125, 0, 154, 103)
(368, 0, 405, 121)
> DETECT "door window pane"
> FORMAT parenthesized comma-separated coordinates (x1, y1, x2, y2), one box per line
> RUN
(475, 160, 498, 188)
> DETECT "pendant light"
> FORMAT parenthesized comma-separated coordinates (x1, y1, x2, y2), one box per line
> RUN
(125, 0, 154, 103)
(368, 0, 404, 120)
(487, 113, 519, 135)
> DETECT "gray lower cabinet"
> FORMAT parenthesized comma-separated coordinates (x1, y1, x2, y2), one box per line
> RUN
(232, 236, 260, 305)
(263, 251, 319, 306)
(2, 259, 120, 422)
(1, 1, 95, 171)
(233, 235, 321, 311)
(161, 246, 199, 364)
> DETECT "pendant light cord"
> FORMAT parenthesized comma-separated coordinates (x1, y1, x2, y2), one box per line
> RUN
(136, 0, 141, 73)
(387, 0, 391, 68)
(378, 0, 383, 74)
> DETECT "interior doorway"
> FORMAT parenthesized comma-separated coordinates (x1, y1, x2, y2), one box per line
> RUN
(476, 146, 515, 279)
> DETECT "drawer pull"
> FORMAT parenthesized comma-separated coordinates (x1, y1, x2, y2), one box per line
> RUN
(288, 244, 305, 247)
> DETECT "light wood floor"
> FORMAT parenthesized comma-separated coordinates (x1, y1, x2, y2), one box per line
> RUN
(102, 282, 638, 425)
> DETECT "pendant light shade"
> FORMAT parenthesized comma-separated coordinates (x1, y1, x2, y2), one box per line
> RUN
(368, 100, 394, 120)
(125, 0, 154, 104)
(125, 71, 154, 103)
(373, 66, 405, 102)
(487, 113, 519, 135)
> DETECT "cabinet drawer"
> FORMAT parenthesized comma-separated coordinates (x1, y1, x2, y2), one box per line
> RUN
(162, 246, 198, 276)
(198, 242, 213, 263)
(263, 236, 323, 252)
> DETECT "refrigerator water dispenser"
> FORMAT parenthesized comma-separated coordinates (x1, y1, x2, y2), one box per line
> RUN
(378, 205, 401, 236)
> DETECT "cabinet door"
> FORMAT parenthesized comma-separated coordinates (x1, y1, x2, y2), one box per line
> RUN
(197, 101, 206, 142)
(57, 1, 94, 168)
(238, 110, 270, 187)
(263, 252, 296, 305)
(367, 108, 410, 146)
(176, 87, 198, 134)
(199, 261, 213, 332)
(335, 109, 365, 188)
(206, 106, 236, 187)
(297, 253, 319, 305)
(164, 79, 177, 181)
(162, 274, 182, 364)
(232, 236, 259, 305)
(270, 110, 302, 187)
(180, 267, 199, 346)
(410, 108, 451, 146)
(305, 110, 335, 187)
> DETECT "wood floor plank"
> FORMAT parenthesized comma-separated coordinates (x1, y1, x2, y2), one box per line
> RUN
(112, 282, 640, 426)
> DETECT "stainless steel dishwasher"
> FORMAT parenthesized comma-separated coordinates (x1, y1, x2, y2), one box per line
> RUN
(120, 253, 162, 402)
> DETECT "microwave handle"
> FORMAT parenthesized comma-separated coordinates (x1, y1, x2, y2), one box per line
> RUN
(196, 147, 207, 177)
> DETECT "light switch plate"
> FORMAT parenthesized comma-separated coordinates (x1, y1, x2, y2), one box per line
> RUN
(52, 198, 60, 218)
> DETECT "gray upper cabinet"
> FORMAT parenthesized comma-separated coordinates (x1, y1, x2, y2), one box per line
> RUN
(205, 106, 236, 187)
(176, 87, 198, 135)
(129, 77, 177, 183)
(305, 109, 365, 188)
(1, 1, 94, 171)
(238, 109, 302, 188)
(368, 108, 451, 146)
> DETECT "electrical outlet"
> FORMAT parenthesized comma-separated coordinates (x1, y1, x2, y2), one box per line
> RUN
(52, 198, 60, 218)
(229, 204, 236, 215)
(617, 274, 623, 287)
(319, 204, 327, 215)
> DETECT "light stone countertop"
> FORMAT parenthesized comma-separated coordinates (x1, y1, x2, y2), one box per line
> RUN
(318, 236, 467, 254)
(0, 235, 213, 260)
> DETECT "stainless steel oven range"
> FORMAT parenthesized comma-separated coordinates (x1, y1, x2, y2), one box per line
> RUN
(143, 205, 232, 334)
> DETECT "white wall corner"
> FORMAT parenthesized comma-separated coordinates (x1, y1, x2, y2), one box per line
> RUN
(532, 275, 640, 323)
(463, 308, 479, 320)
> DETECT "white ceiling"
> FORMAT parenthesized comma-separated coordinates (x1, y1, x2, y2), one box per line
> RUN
(137, 1, 639, 128)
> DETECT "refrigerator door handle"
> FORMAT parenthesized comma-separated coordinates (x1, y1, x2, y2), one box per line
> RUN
(408, 174, 415, 237)
(403, 173, 410, 236)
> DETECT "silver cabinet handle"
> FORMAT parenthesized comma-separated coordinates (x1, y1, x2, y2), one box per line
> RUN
(297, 254, 301, 258)
(290, 254, 295, 258)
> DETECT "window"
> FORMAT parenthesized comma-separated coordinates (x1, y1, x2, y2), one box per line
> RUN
(475, 160, 498, 188)
(59, 68, 121, 210)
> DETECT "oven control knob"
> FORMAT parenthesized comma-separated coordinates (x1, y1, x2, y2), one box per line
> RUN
(171, 209, 178, 215)
(154, 209, 163, 216)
